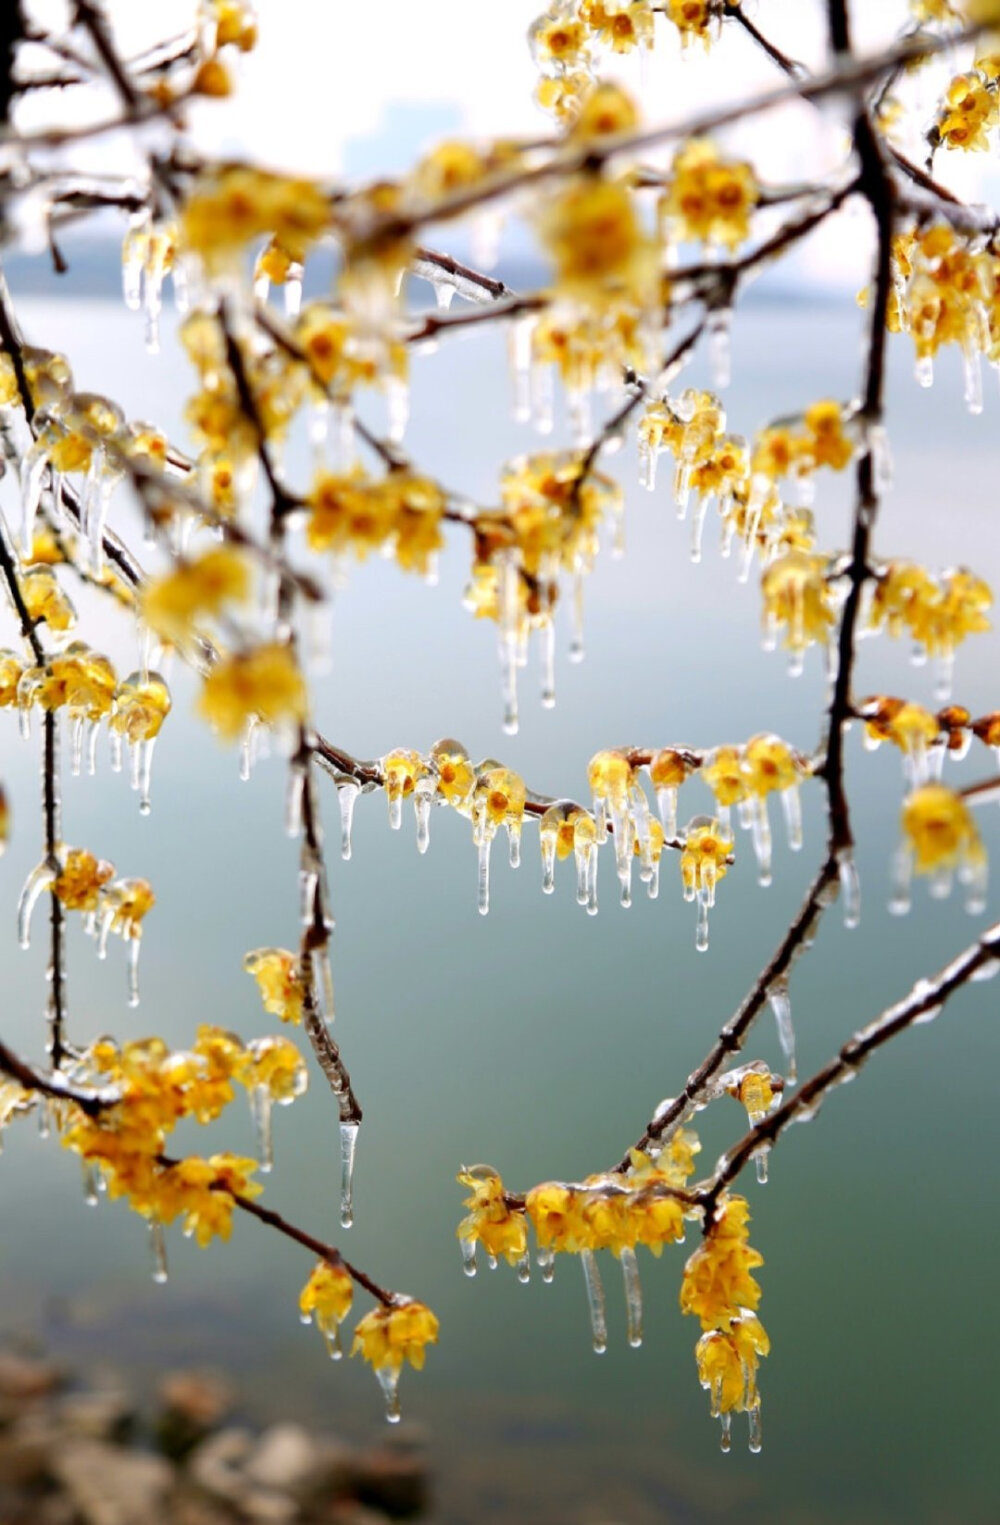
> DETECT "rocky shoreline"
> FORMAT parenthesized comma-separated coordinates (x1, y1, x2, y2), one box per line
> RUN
(0, 1350, 429, 1524)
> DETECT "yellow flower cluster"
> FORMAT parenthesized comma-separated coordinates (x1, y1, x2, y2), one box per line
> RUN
(869, 563, 991, 666)
(681, 1195, 768, 1450)
(538, 173, 658, 313)
(198, 644, 307, 742)
(244, 948, 305, 1024)
(306, 468, 445, 577)
(299, 1260, 353, 1358)
(660, 139, 760, 250)
(888, 225, 990, 390)
(180, 166, 331, 272)
(350, 1299, 440, 1419)
(761, 549, 837, 670)
(529, 0, 716, 123)
(935, 70, 998, 151)
(142, 546, 251, 646)
(457, 1165, 530, 1272)
(895, 783, 988, 914)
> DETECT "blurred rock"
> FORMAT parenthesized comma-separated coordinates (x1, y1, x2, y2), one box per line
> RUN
(0, 1353, 63, 1401)
(0, 1410, 64, 1486)
(51, 1438, 175, 1525)
(188, 1427, 297, 1521)
(244, 1424, 317, 1493)
(57, 1388, 135, 1443)
(157, 1371, 234, 1461)
(351, 1436, 428, 1519)
(321, 1505, 394, 1525)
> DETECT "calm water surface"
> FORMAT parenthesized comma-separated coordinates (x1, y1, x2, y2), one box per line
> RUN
(0, 292, 998, 1524)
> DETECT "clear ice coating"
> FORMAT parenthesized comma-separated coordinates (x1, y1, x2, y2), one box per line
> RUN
(339, 1119, 359, 1229)
(322, 1322, 343, 1361)
(149, 1219, 168, 1284)
(17, 860, 54, 950)
(620, 1245, 643, 1348)
(251, 1083, 274, 1172)
(338, 780, 360, 860)
(768, 979, 796, 1084)
(837, 848, 861, 929)
(376, 1363, 402, 1424)
(753, 1143, 770, 1185)
(580, 1247, 607, 1355)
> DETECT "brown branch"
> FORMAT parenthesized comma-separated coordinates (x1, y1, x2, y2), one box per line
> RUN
(0, 1037, 117, 1116)
(722, 1, 807, 79)
(699, 918, 1000, 1213)
(43, 711, 67, 1071)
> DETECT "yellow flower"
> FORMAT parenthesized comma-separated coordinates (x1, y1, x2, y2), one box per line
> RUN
(430, 740, 476, 810)
(680, 1195, 763, 1330)
(529, 10, 590, 69)
(199, 644, 307, 740)
(937, 71, 998, 152)
(583, 1, 654, 54)
(701, 746, 747, 809)
(570, 81, 640, 140)
(525, 1182, 588, 1253)
(21, 567, 76, 634)
(244, 948, 304, 1024)
(110, 673, 172, 745)
(300, 1261, 353, 1356)
(539, 175, 656, 310)
(99, 877, 155, 940)
(53, 849, 115, 912)
(742, 734, 800, 797)
(173, 1153, 260, 1246)
(240, 1036, 308, 1103)
(457, 1165, 529, 1269)
(142, 547, 251, 644)
(351, 1299, 439, 1373)
(696, 1314, 770, 1415)
(802, 400, 853, 472)
(680, 818, 732, 898)
(761, 550, 835, 658)
(902, 784, 984, 875)
(662, 139, 759, 249)
(181, 166, 330, 269)
(666, 0, 714, 46)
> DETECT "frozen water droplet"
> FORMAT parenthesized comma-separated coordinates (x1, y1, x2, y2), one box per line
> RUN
(915, 353, 933, 388)
(251, 1084, 274, 1173)
(377, 1364, 401, 1424)
(81, 1160, 99, 1206)
(888, 846, 912, 917)
(516, 1251, 531, 1285)
(963, 344, 983, 415)
(322, 1323, 343, 1361)
(754, 1144, 770, 1185)
(339, 1120, 359, 1229)
(477, 832, 493, 917)
(338, 781, 360, 861)
(126, 936, 141, 1007)
(838, 849, 861, 928)
(461, 1237, 477, 1277)
(149, 1219, 168, 1284)
(620, 1245, 642, 1349)
(719, 1412, 732, 1453)
(708, 308, 732, 389)
(747, 1405, 763, 1454)
(538, 1245, 555, 1283)
(580, 1248, 607, 1354)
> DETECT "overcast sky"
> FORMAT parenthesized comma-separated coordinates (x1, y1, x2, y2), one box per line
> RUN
(14, 1, 998, 291)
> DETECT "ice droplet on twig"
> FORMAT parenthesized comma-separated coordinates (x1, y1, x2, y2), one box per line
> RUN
(149, 1219, 169, 1283)
(339, 1119, 359, 1229)
(620, 1245, 642, 1348)
(580, 1247, 607, 1354)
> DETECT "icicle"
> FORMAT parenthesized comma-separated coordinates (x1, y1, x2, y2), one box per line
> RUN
(86, 719, 101, 776)
(673, 461, 691, 519)
(915, 353, 933, 388)
(531, 359, 554, 435)
(414, 784, 433, 855)
(620, 1245, 642, 1348)
(695, 891, 711, 952)
(239, 716, 260, 782)
(477, 832, 493, 916)
(750, 795, 772, 888)
(304, 597, 334, 677)
(122, 222, 144, 309)
(284, 272, 303, 318)
(286, 767, 305, 839)
(17, 861, 53, 950)
(960, 852, 988, 916)
(540, 617, 556, 709)
(781, 784, 803, 850)
(569, 567, 585, 664)
(747, 1406, 763, 1454)
(768, 979, 796, 1084)
(85, 468, 116, 579)
(515, 1250, 531, 1284)
(510, 316, 534, 424)
(963, 343, 983, 415)
(719, 1412, 732, 1453)
(580, 1248, 607, 1354)
(888, 846, 912, 916)
(322, 1324, 343, 1361)
(20, 440, 49, 556)
(690, 493, 709, 564)
(655, 785, 678, 840)
(338, 781, 359, 860)
(339, 1119, 359, 1229)
(838, 849, 861, 928)
(933, 649, 955, 705)
(81, 1160, 99, 1206)
(71, 716, 85, 777)
(753, 1144, 770, 1184)
(567, 385, 592, 449)
(377, 1365, 401, 1424)
(707, 308, 732, 389)
(435, 281, 456, 312)
(385, 375, 409, 444)
(461, 1237, 477, 1277)
(541, 829, 557, 895)
(537, 1244, 556, 1283)
(251, 1084, 274, 1173)
(149, 1219, 168, 1284)
(135, 737, 156, 815)
(127, 936, 141, 1007)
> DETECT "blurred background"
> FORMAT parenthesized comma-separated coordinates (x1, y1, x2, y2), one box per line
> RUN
(2, 3, 1000, 1522)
